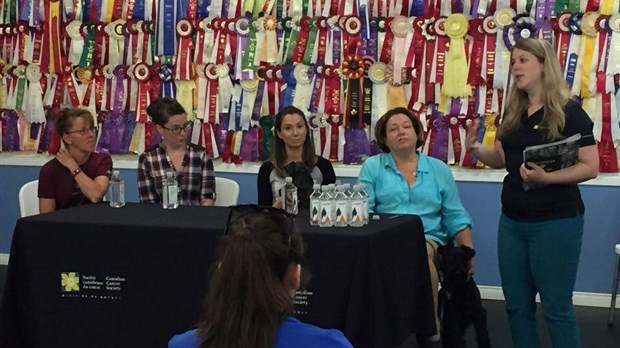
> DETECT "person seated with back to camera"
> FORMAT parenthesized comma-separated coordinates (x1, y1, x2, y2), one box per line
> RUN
(357, 107, 474, 346)
(39, 107, 112, 213)
(168, 206, 353, 348)
(138, 97, 216, 206)
(258, 105, 336, 209)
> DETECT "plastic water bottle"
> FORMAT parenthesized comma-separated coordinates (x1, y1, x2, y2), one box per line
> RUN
(309, 184, 322, 226)
(349, 185, 365, 227)
(108, 170, 125, 208)
(162, 170, 179, 209)
(333, 185, 349, 227)
(319, 185, 334, 227)
(359, 183, 369, 225)
(282, 177, 298, 215)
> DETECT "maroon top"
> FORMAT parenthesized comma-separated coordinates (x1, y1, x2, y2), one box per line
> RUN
(38, 152, 113, 210)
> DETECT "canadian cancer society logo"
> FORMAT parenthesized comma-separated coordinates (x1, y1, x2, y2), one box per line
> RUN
(61, 272, 80, 292)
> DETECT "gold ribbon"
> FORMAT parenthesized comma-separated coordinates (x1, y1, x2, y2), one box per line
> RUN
(442, 14, 472, 98)
(387, 85, 407, 109)
(479, 113, 498, 168)
(580, 12, 598, 98)
(176, 80, 196, 120)
(129, 122, 146, 154)
(600, 0, 614, 15)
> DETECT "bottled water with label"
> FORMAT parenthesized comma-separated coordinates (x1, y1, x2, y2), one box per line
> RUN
(359, 183, 369, 225)
(162, 170, 179, 209)
(319, 185, 334, 227)
(108, 170, 125, 208)
(309, 184, 322, 226)
(282, 177, 298, 215)
(349, 185, 365, 227)
(333, 185, 349, 227)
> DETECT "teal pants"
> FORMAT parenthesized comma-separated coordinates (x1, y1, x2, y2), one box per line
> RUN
(498, 213, 583, 348)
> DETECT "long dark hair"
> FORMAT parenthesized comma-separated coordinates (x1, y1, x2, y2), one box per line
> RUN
(197, 211, 304, 348)
(271, 105, 317, 177)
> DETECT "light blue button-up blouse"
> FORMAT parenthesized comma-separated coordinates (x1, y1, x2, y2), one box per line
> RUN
(358, 152, 472, 245)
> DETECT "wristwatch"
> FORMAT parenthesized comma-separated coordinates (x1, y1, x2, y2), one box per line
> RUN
(72, 167, 82, 177)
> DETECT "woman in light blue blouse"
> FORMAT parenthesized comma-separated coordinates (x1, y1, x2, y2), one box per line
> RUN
(358, 107, 474, 345)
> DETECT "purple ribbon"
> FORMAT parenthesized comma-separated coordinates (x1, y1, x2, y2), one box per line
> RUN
(450, 98, 462, 116)
(343, 127, 371, 164)
(252, 80, 265, 121)
(3, 111, 20, 151)
(239, 127, 257, 162)
(96, 112, 113, 153)
(430, 107, 449, 162)
(37, 110, 55, 153)
(366, 20, 378, 60)
(213, 123, 229, 156)
(120, 112, 135, 153)
(332, 31, 342, 66)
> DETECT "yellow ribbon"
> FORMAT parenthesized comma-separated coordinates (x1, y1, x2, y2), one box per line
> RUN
(600, 0, 614, 15)
(479, 113, 498, 168)
(387, 85, 407, 109)
(244, 0, 257, 17)
(103, 0, 114, 23)
(176, 80, 196, 120)
(580, 36, 596, 98)
(442, 14, 472, 98)
(129, 122, 145, 154)
(47, 1, 61, 73)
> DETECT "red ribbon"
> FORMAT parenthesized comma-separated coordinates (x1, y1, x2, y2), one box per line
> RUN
(598, 93, 618, 172)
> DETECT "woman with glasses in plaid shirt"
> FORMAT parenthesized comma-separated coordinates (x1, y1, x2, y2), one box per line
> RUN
(38, 108, 112, 213)
(168, 206, 352, 348)
(138, 98, 216, 206)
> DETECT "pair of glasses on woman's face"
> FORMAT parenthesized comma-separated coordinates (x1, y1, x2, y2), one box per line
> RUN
(67, 126, 98, 135)
(223, 204, 296, 248)
(161, 121, 193, 134)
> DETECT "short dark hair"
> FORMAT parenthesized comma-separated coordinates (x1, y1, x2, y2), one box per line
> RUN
(375, 107, 425, 152)
(146, 97, 187, 126)
(53, 108, 95, 136)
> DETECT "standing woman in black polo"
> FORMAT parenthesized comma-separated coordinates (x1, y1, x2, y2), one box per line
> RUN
(465, 38, 598, 348)
(257, 106, 336, 208)
(138, 98, 216, 206)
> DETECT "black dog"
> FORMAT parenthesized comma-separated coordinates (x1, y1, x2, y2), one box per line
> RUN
(437, 245, 491, 348)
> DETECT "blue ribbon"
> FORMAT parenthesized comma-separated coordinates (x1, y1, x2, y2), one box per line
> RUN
(176, 0, 187, 18)
(235, 92, 243, 131)
(134, 0, 146, 20)
(281, 65, 296, 107)
(410, 0, 425, 16)
(19, 0, 31, 22)
(565, 53, 578, 87)
(198, 0, 210, 18)
(162, 0, 176, 56)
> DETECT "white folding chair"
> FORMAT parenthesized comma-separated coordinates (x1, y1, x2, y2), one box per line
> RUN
(19, 180, 40, 218)
(214, 177, 240, 207)
(609, 242, 620, 327)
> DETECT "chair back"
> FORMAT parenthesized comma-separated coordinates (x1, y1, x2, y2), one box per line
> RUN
(19, 180, 40, 217)
(214, 177, 240, 207)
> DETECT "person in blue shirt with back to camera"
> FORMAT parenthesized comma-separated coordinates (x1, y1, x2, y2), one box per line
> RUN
(358, 107, 474, 346)
(168, 205, 353, 348)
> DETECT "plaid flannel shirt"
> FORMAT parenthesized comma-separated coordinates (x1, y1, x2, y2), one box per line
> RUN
(138, 143, 216, 205)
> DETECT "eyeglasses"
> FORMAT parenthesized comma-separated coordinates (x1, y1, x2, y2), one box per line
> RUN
(223, 204, 296, 248)
(161, 121, 193, 134)
(67, 126, 98, 135)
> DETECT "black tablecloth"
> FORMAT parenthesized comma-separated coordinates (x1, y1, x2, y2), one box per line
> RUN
(0, 203, 435, 348)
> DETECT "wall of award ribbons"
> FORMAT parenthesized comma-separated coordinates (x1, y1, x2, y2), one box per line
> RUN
(0, 0, 619, 172)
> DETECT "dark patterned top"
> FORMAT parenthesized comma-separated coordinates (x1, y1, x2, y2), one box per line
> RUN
(138, 143, 215, 205)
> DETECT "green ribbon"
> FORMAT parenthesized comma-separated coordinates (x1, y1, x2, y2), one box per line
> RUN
(568, 0, 580, 13)
(79, 26, 96, 67)
(259, 115, 275, 160)
(242, 25, 258, 70)
(15, 77, 26, 111)
(285, 26, 299, 64)
(303, 19, 318, 65)
(555, 0, 570, 13)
